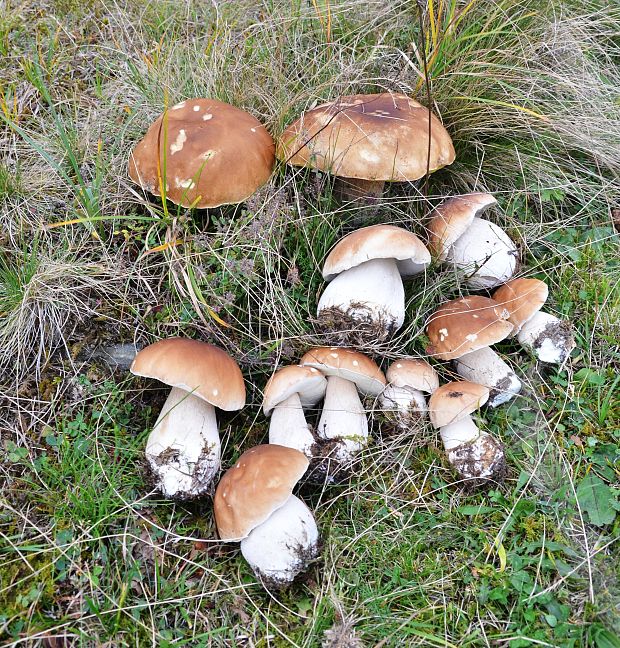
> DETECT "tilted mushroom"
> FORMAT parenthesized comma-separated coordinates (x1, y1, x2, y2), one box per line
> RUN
(379, 358, 439, 426)
(262, 365, 327, 457)
(214, 445, 319, 589)
(277, 92, 455, 204)
(426, 296, 521, 407)
(317, 225, 431, 340)
(300, 347, 386, 465)
(493, 278, 575, 364)
(428, 381, 506, 483)
(129, 98, 275, 208)
(130, 338, 245, 499)
(428, 193, 518, 289)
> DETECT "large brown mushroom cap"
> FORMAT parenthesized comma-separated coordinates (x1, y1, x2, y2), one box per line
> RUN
(214, 445, 309, 541)
(322, 225, 431, 280)
(130, 338, 246, 411)
(262, 365, 327, 415)
(128, 98, 275, 208)
(385, 358, 439, 394)
(429, 381, 490, 428)
(277, 93, 455, 181)
(493, 278, 549, 333)
(426, 296, 514, 360)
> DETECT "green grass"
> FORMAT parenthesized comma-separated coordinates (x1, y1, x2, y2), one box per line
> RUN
(0, 0, 619, 645)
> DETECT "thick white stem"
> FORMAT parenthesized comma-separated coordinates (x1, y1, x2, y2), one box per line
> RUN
(440, 415, 480, 451)
(146, 387, 220, 498)
(317, 258, 405, 330)
(379, 385, 426, 416)
(268, 393, 316, 456)
(517, 310, 574, 364)
(240, 495, 319, 587)
(454, 347, 521, 407)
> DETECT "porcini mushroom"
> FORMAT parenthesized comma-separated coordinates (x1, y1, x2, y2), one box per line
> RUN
(429, 381, 506, 483)
(493, 278, 575, 364)
(277, 92, 455, 204)
(428, 193, 518, 289)
(317, 224, 430, 340)
(214, 445, 319, 589)
(262, 365, 327, 457)
(130, 338, 245, 499)
(129, 98, 275, 208)
(300, 347, 386, 465)
(426, 296, 521, 407)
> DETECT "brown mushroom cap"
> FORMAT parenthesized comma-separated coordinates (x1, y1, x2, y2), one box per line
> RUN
(322, 225, 431, 280)
(427, 193, 498, 259)
(428, 381, 490, 428)
(277, 93, 455, 181)
(130, 338, 245, 411)
(300, 347, 386, 396)
(128, 98, 275, 208)
(426, 296, 514, 360)
(385, 358, 439, 394)
(214, 445, 309, 541)
(262, 365, 327, 416)
(492, 278, 549, 333)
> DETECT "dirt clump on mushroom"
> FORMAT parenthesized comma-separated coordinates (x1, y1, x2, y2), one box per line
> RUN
(448, 434, 507, 488)
(312, 304, 397, 346)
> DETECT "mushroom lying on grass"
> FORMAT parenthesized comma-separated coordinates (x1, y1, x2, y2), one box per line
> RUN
(214, 445, 319, 590)
(428, 381, 506, 484)
(130, 338, 245, 499)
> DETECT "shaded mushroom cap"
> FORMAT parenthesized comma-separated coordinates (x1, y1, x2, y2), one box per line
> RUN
(277, 93, 455, 181)
(429, 381, 490, 428)
(130, 338, 245, 411)
(493, 278, 549, 334)
(214, 445, 309, 541)
(300, 347, 386, 396)
(263, 365, 327, 416)
(128, 98, 275, 208)
(427, 193, 498, 259)
(322, 225, 431, 281)
(426, 296, 514, 360)
(385, 358, 439, 394)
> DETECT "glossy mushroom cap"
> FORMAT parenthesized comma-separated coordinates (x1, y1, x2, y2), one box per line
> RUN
(130, 338, 246, 411)
(493, 278, 549, 334)
(128, 98, 275, 208)
(385, 358, 439, 394)
(428, 381, 490, 428)
(262, 365, 327, 416)
(322, 225, 431, 281)
(300, 347, 386, 396)
(277, 93, 455, 181)
(214, 445, 309, 541)
(426, 296, 514, 360)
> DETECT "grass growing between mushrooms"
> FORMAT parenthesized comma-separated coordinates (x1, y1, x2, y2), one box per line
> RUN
(1, 0, 620, 645)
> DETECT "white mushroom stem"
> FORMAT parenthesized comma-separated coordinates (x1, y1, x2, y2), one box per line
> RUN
(317, 375, 368, 461)
(379, 385, 427, 417)
(454, 347, 522, 407)
(439, 414, 481, 451)
(517, 310, 575, 364)
(146, 387, 220, 498)
(240, 495, 319, 587)
(317, 258, 405, 330)
(268, 393, 316, 456)
(447, 217, 517, 290)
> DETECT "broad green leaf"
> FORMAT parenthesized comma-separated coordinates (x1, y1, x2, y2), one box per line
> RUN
(576, 474, 617, 526)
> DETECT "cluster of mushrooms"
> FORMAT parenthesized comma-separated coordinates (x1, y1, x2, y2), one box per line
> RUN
(128, 92, 575, 590)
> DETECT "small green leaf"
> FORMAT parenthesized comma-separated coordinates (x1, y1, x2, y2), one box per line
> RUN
(456, 505, 496, 515)
(576, 474, 617, 526)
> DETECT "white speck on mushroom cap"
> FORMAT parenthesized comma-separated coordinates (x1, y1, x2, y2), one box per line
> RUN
(213, 389, 219, 396)
(439, 328, 449, 336)
(330, 352, 338, 358)
(193, 105, 200, 111)
(171, 101, 186, 110)
(170, 129, 187, 154)
(465, 333, 478, 342)
(396, 363, 402, 368)
(176, 178, 195, 189)
(203, 113, 213, 121)
(309, 368, 318, 373)
(251, 127, 256, 132)
(200, 150, 216, 160)
(473, 314, 479, 318)
(352, 360, 359, 366)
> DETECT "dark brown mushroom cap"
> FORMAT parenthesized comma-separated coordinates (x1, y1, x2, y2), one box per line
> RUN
(277, 93, 455, 181)
(128, 98, 275, 208)
(492, 278, 549, 333)
(213, 445, 309, 541)
(426, 296, 514, 360)
(428, 381, 490, 428)
(130, 338, 246, 411)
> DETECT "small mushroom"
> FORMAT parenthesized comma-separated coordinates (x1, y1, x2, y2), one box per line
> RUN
(129, 98, 275, 208)
(277, 92, 455, 206)
(493, 278, 575, 364)
(214, 445, 319, 589)
(317, 225, 430, 340)
(262, 365, 327, 457)
(428, 381, 506, 483)
(428, 193, 518, 289)
(130, 338, 245, 499)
